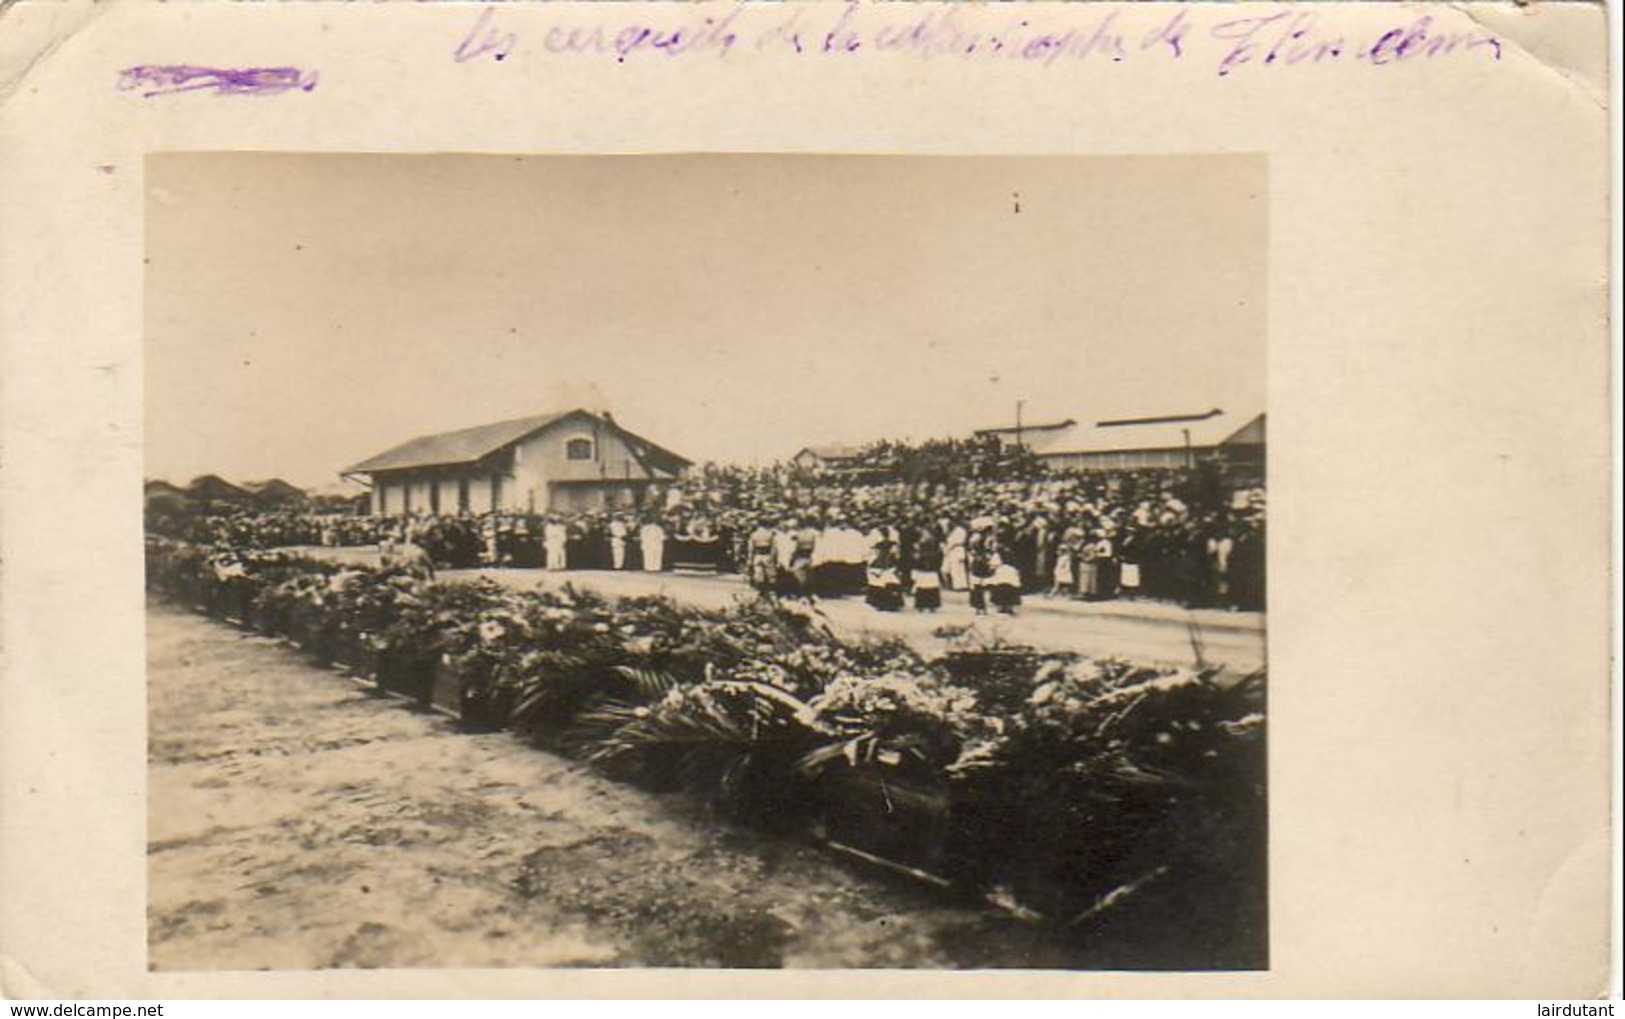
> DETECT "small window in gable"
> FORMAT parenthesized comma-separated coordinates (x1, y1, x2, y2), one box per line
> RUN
(566, 437, 595, 461)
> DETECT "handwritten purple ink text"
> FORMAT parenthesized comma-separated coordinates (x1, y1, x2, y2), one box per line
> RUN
(1212, 12, 1502, 76)
(454, 3, 1502, 78)
(118, 65, 318, 98)
(455, 7, 518, 63)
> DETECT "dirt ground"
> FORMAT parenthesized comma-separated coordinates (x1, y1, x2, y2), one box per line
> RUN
(147, 601, 1110, 971)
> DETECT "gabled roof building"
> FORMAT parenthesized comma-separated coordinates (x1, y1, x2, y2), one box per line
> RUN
(342, 409, 691, 516)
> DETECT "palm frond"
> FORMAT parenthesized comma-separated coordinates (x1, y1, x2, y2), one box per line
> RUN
(1066, 865, 1171, 928)
(797, 739, 861, 776)
(608, 664, 679, 702)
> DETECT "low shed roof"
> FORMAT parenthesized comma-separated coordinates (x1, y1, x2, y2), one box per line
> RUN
(1019, 410, 1264, 457)
(797, 444, 866, 462)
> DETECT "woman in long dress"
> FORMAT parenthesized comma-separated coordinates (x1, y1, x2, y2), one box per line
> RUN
(1053, 523, 1084, 596)
(864, 540, 904, 612)
(608, 516, 629, 570)
(1089, 531, 1117, 600)
(1115, 530, 1140, 599)
(639, 516, 666, 572)
(942, 524, 969, 591)
(1076, 530, 1101, 599)
(1028, 513, 1053, 596)
(967, 533, 994, 615)
(989, 539, 1023, 615)
(543, 517, 569, 571)
(909, 530, 943, 612)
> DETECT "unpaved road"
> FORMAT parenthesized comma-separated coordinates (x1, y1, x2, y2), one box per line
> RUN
(148, 601, 1099, 971)
(295, 547, 1265, 671)
(485, 568, 1265, 672)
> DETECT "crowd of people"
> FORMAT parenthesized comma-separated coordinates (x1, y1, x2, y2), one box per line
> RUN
(801, 434, 1050, 485)
(151, 459, 1265, 612)
(155, 508, 384, 550)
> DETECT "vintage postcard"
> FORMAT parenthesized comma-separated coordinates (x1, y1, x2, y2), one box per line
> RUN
(0, 0, 1612, 1000)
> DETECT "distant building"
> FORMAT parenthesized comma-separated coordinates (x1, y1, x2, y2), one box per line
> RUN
(241, 478, 307, 506)
(342, 409, 691, 517)
(186, 474, 257, 506)
(976, 408, 1265, 476)
(791, 444, 866, 473)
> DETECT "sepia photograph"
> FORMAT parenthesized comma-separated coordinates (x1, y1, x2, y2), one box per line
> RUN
(143, 152, 1268, 972)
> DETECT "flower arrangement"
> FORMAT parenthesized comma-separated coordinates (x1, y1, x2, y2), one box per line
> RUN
(146, 536, 1265, 954)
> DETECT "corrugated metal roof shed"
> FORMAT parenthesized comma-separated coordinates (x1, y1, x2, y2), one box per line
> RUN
(1015, 410, 1264, 456)
(972, 419, 1077, 437)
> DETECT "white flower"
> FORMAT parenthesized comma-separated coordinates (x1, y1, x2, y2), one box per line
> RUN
(1034, 660, 1067, 683)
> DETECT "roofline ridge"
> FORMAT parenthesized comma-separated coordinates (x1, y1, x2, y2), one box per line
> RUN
(341, 407, 699, 475)
(1095, 407, 1226, 428)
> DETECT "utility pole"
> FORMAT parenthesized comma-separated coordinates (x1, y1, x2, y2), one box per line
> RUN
(1015, 399, 1025, 450)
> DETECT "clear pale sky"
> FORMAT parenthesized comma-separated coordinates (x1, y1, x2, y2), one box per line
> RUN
(146, 152, 1265, 490)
